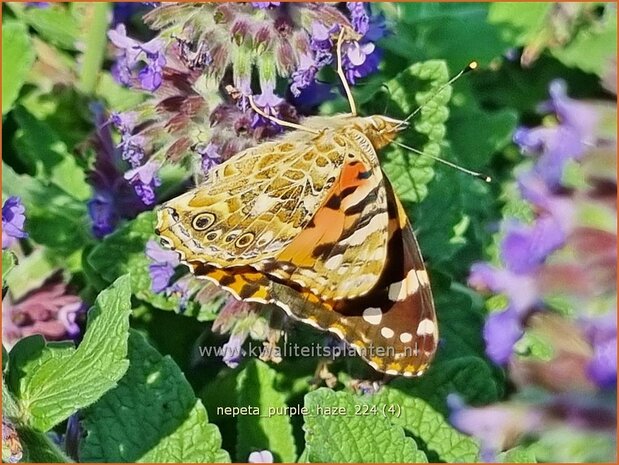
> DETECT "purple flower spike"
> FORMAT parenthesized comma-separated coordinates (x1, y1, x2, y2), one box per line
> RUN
(145, 239, 180, 293)
(248, 450, 274, 463)
(2, 197, 28, 249)
(483, 308, 524, 365)
(291, 54, 319, 97)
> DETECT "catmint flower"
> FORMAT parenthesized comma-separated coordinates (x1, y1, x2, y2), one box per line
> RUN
(248, 450, 274, 463)
(123, 161, 161, 206)
(2, 197, 27, 249)
(108, 24, 166, 91)
(86, 104, 148, 237)
(145, 239, 180, 293)
(197, 143, 222, 173)
(221, 332, 246, 369)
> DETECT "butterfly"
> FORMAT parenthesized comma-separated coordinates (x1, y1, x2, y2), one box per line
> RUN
(156, 28, 439, 377)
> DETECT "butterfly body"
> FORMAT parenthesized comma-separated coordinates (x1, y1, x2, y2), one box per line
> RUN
(156, 113, 438, 377)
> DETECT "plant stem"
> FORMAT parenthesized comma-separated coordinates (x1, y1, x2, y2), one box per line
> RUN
(78, 2, 110, 95)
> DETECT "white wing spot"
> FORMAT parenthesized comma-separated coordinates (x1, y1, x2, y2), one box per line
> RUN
(381, 327, 395, 339)
(416, 318, 436, 336)
(388, 269, 420, 302)
(399, 332, 413, 343)
(416, 269, 430, 286)
(362, 307, 383, 325)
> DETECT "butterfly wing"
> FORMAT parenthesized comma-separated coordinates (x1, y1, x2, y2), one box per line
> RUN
(269, 176, 438, 377)
(157, 130, 346, 266)
(256, 129, 389, 301)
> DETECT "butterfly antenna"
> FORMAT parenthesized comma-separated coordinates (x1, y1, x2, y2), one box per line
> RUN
(394, 140, 491, 183)
(394, 61, 478, 131)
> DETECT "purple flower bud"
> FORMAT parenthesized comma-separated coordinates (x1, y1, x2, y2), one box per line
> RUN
(2, 197, 28, 249)
(347, 2, 370, 35)
(251, 85, 285, 131)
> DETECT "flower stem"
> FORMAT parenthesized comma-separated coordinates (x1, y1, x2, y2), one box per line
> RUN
(78, 2, 111, 95)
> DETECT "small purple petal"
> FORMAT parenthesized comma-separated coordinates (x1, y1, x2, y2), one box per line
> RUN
(222, 332, 246, 368)
(469, 263, 538, 314)
(198, 143, 221, 173)
(2, 196, 28, 249)
(146, 240, 179, 294)
(483, 308, 524, 365)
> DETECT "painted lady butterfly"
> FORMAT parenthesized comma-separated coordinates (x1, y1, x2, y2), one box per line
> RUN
(155, 28, 467, 377)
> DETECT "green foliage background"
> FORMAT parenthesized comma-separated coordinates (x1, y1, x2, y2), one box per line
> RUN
(2, 2, 616, 463)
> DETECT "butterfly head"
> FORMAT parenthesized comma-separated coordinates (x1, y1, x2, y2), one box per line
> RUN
(358, 115, 407, 150)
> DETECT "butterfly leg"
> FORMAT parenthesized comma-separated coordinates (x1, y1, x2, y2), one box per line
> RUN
(335, 27, 358, 116)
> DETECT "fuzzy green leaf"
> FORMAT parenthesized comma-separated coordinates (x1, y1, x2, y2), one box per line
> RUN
(236, 360, 296, 462)
(2, 21, 35, 115)
(304, 388, 427, 463)
(499, 445, 538, 463)
(372, 386, 480, 462)
(8, 276, 132, 432)
(87, 211, 223, 320)
(381, 60, 450, 204)
(80, 331, 230, 463)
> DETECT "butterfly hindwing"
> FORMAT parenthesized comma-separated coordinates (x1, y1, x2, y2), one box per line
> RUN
(268, 176, 437, 377)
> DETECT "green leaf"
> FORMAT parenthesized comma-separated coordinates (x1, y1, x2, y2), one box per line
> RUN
(80, 331, 230, 463)
(13, 106, 91, 200)
(2, 21, 36, 115)
(380, 3, 511, 70)
(498, 445, 537, 463)
(87, 211, 223, 320)
(236, 360, 296, 462)
(380, 60, 451, 204)
(8, 3, 80, 50)
(303, 388, 427, 463)
(373, 386, 480, 462)
(2, 163, 90, 255)
(387, 357, 501, 416)
(488, 3, 553, 45)
(8, 276, 132, 432)
(2, 250, 17, 284)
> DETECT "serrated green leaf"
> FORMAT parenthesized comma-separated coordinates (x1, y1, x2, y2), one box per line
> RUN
(2, 250, 17, 284)
(304, 388, 427, 463)
(236, 360, 296, 462)
(372, 386, 480, 462)
(8, 276, 132, 432)
(87, 211, 222, 320)
(381, 60, 450, 204)
(80, 331, 230, 463)
(2, 21, 36, 115)
(2, 163, 90, 255)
